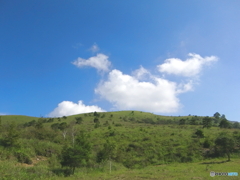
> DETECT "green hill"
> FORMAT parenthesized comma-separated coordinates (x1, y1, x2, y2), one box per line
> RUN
(0, 111, 239, 179)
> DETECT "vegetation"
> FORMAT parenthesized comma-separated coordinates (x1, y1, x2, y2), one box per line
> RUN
(0, 111, 239, 179)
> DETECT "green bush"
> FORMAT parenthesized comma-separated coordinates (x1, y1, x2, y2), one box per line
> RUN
(115, 123, 122, 127)
(15, 150, 32, 164)
(203, 138, 211, 148)
(194, 129, 204, 138)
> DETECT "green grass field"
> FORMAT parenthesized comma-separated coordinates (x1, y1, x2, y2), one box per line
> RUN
(1, 158, 238, 180)
(61, 158, 240, 180)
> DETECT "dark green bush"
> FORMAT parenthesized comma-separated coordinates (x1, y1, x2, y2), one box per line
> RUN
(15, 151, 32, 164)
(115, 123, 122, 127)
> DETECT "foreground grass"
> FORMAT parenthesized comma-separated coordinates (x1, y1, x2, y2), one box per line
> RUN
(55, 158, 240, 180)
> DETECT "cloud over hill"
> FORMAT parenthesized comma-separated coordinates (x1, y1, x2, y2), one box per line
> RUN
(49, 49, 218, 116)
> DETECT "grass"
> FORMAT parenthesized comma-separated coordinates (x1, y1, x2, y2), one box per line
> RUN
(0, 115, 37, 124)
(50, 158, 240, 180)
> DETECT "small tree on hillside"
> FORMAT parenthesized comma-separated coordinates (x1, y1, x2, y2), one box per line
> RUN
(96, 140, 116, 163)
(51, 123, 59, 131)
(35, 118, 44, 129)
(219, 119, 231, 129)
(221, 114, 226, 119)
(215, 135, 235, 161)
(2, 122, 20, 147)
(213, 112, 221, 119)
(75, 117, 83, 124)
(69, 121, 77, 147)
(94, 117, 99, 124)
(232, 122, 240, 129)
(60, 131, 91, 175)
(202, 116, 213, 129)
(59, 122, 68, 131)
(195, 129, 204, 138)
(179, 119, 186, 125)
(59, 122, 68, 140)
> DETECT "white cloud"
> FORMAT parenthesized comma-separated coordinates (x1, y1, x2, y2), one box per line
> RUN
(95, 69, 193, 113)
(0, 113, 7, 115)
(132, 66, 150, 80)
(48, 100, 105, 117)
(89, 43, 100, 52)
(72, 53, 111, 72)
(157, 53, 218, 77)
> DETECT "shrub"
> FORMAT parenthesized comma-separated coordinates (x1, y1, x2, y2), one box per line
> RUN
(94, 118, 99, 123)
(115, 123, 122, 127)
(203, 139, 211, 148)
(94, 123, 100, 128)
(15, 150, 32, 164)
(75, 117, 83, 124)
(194, 129, 204, 138)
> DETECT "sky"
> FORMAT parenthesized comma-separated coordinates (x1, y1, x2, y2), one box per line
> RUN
(0, 1, 240, 121)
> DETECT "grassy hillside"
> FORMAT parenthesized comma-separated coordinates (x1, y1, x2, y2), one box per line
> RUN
(0, 111, 239, 179)
(1, 115, 37, 124)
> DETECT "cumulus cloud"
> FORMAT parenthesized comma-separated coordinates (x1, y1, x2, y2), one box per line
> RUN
(95, 69, 193, 113)
(72, 53, 111, 72)
(157, 53, 218, 77)
(48, 100, 105, 117)
(89, 43, 100, 53)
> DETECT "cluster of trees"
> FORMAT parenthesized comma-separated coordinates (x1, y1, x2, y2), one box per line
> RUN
(193, 128, 240, 161)
(23, 116, 68, 128)
(178, 112, 240, 129)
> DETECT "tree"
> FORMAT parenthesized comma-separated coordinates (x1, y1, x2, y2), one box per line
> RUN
(233, 131, 240, 148)
(190, 117, 197, 125)
(68, 121, 77, 147)
(215, 135, 235, 161)
(221, 114, 226, 119)
(213, 112, 221, 119)
(93, 111, 98, 117)
(50, 122, 68, 140)
(190, 116, 199, 125)
(195, 129, 204, 138)
(2, 122, 20, 147)
(60, 131, 91, 175)
(59, 122, 68, 131)
(62, 129, 68, 140)
(213, 112, 221, 125)
(93, 117, 99, 124)
(219, 119, 231, 128)
(202, 116, 212, 128)
(75, 117, 83, 124)
(96, 140, 116, 163)
(179, 118, 186, 125)
(232, 122, 240, 129)
(51, 123, 59, 130)
(35, 118, 44, 129)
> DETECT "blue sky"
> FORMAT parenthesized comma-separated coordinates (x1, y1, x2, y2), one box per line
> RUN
(1, 1, 240, 121)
